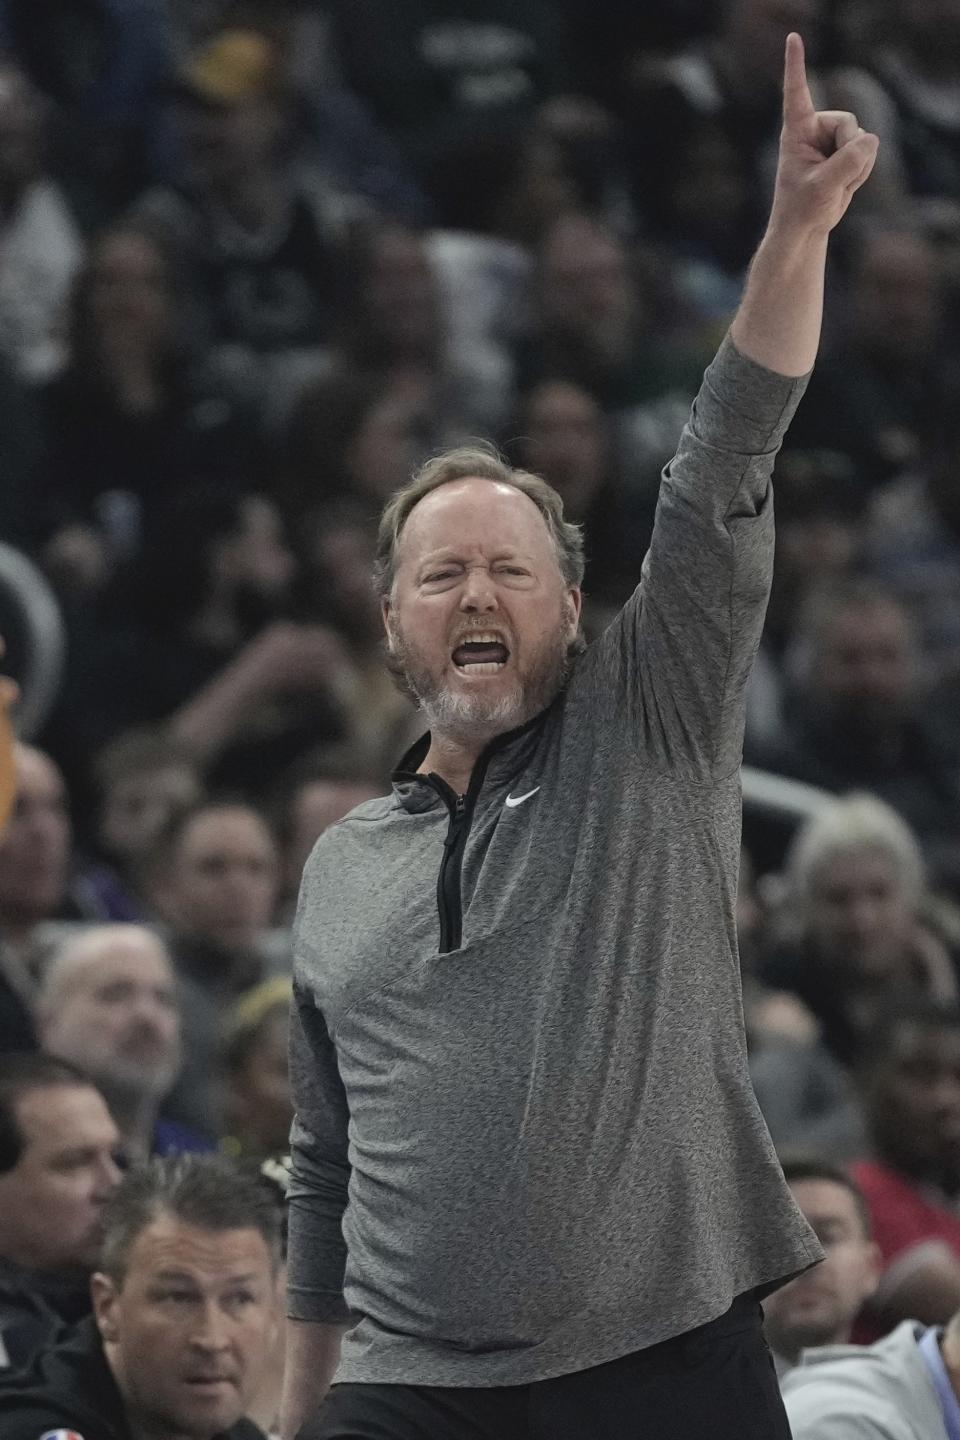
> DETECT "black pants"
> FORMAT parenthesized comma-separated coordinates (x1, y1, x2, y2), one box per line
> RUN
(299, 1297, 791, 1440)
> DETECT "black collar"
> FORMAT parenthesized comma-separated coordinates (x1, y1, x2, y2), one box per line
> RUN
(391, 700, 557, 813)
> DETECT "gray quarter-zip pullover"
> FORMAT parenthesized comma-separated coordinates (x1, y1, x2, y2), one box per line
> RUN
(287, 334, 823, 1387)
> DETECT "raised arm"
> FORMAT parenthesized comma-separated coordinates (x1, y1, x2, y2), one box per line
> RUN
(730, 32, 879, 376)
(583, 34, 879, 780)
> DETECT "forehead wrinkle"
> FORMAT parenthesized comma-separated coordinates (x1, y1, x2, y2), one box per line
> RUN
(398, 478, 557, 569)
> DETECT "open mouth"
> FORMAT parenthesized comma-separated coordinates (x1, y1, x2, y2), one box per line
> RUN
(451, 631, 510, 675)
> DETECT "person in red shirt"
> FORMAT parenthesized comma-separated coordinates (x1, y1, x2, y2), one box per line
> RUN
(852, 1000, 960, 1336)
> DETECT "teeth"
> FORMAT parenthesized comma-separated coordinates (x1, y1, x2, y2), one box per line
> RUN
(457, 661, 505, 673)
(456, 632, 506, 646)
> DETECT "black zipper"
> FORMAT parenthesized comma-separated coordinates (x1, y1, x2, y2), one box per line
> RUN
(414, 707, 550, 954)
(436, 785, 469, 953)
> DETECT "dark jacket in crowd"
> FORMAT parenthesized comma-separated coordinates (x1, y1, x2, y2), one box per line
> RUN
(0, 970, 37, 1056)
(0, 1258, 90, 1373)
(0, 1316, 266, 1439)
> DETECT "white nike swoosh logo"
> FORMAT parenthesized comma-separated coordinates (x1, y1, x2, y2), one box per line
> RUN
(505, 787, 540, 808)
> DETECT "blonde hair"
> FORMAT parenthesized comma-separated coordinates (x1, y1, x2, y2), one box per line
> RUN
(786, 792, 925, 910)
(373, 442, 585, 599)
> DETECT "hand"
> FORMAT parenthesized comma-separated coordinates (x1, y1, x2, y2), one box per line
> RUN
(770, 32, 880, 238)
(243, 622, 351, 695)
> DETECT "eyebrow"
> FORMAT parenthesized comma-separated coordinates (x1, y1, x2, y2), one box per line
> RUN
(149, 1269, 264, 1287)
(417, 550, 531, 571)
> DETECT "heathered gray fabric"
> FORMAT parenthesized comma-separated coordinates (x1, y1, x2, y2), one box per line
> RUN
(287, 334, 823, 1387)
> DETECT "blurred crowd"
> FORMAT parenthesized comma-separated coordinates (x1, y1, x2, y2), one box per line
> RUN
(0, 0, 959, 1432)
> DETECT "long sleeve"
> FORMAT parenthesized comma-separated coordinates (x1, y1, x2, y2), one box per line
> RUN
(286, 977, 352, 1323)
(589, 334, 810, 781)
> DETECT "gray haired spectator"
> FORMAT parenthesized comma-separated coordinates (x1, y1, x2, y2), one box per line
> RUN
(37, 924, 209, 1160)
(751, 795, 958, 1156)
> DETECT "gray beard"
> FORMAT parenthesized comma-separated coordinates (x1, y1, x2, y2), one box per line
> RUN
(387, 618, 575, 743)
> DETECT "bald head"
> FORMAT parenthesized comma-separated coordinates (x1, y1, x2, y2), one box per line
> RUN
(40, 926, 181, 1099)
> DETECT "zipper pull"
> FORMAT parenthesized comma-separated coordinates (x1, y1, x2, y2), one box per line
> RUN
(454, 793, 466, 819)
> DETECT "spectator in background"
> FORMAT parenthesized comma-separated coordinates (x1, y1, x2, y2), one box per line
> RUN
(752, 795, 957, 1156)
(851, 1002, 960, 1335)
(150, 800, 283, 1138)
(0, 62, 81, 385)
(274, 764, 382, 922)
(0, 0, 173, 227)
(331, 0, 569, 209)
(751, 580, 960, 892)
(763, 1158, 880, 1378)
(37, 925, 209, 1161)
(282, 369, 436, 521)
(333, 222, 514, 438)
(865, 376, 960, 687)
(863, 0, 960, 197)
(782, 1307, 960, 1439)
(630, 108, 755, 324)
(786, 222, 945, 487)
(518, 212, 704, 419)
(0, 1154, 278, 1440)
(512, 379, 652, 614)
(221, 977, 293, 1162)
(50, 487, 350, 800)
(745, 450, 866, 759)
(291, 500, 420, 773)
(76, 729, 203, 921)
(0, 744, 74, 1049)
(39, 221, 258, 584)
(134, 28, 357, 425)
(624, 0, 904, 271)
(0, 1054, 121, 1371)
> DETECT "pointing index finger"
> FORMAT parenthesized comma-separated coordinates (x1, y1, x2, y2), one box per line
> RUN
(783, 31, 814, 125)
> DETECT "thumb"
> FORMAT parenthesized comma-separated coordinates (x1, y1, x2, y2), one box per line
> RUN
(819, 130, 880, 190)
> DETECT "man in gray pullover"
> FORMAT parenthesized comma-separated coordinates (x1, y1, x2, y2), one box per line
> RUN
(281, 34, 880, 1440)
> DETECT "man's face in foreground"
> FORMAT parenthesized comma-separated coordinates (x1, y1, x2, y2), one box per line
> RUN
(93, 1215, 277, 1440)
(383, 478, 581, 744)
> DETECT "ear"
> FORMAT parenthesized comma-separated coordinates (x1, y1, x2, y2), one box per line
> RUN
(863, 1240, 883, 1300)
(91, 1272, 121, 1344)
(565, 586, 582, 636)
(381, 597, 394, 647)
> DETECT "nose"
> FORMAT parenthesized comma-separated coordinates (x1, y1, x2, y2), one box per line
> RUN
(191, 1298, 231, 1352)
(459, 564, 497, 613)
